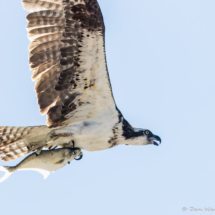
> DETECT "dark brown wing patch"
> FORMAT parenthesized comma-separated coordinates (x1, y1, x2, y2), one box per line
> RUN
(70, 0, 104, 32)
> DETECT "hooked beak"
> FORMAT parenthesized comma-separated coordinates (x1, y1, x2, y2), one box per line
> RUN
(149, 135, 162, 146)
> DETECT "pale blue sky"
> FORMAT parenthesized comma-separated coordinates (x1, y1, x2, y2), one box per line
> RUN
(0, 0, 215, 214)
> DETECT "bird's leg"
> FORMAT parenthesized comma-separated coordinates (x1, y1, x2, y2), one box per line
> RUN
(50, 130, 74, 138)
(27, 143, 44, 156)
(47, 130, 74, 150)
(66, 140, 75, 148)
(35, 147, 43, 157)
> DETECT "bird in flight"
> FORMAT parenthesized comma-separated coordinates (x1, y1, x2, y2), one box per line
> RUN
(0, 0, 161, 162)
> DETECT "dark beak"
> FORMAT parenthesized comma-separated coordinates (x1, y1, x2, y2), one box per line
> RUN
(149, 135, 162, 146)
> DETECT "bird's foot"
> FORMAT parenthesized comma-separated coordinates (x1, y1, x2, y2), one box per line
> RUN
(45, 139, 59, 150)
(35, 147, 43, 157)
(75, 151, 83, 161)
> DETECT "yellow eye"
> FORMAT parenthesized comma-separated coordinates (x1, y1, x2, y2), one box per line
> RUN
(145, 131, 150, 135)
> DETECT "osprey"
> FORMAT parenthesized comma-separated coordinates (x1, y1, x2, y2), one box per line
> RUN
(0, 0, 161, 162)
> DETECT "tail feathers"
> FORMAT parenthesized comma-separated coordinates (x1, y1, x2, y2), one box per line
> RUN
(0, 166, 15, 183)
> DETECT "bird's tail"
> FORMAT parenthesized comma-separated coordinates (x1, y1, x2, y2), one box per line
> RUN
(0, 126, 51, 162)
(0, 166, 15, 183)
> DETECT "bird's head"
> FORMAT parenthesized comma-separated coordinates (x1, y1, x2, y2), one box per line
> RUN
(123, 127, 162, 146)
(140, 129, 162, 146)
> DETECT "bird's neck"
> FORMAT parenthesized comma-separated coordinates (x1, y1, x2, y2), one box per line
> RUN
(122, 136, 146, 146)
(118, 118, 146, 146)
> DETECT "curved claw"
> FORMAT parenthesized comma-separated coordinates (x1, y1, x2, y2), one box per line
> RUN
(75, 154, 83, 161)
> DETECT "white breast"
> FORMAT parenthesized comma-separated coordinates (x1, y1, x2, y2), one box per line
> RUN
(55, 105, 120, 151)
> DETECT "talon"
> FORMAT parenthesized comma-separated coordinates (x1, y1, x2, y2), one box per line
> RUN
(75, 155, 83, 160)
(50, 131, 56, 139)
(75, 151, 83, 161)
(49, 145, 58, 150)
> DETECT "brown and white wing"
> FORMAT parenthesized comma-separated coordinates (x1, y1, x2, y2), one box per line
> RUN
(23, 0, 115, 128)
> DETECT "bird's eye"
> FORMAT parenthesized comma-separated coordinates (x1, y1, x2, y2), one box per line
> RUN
(145, 131, 150, 135)
(72, 152, 76, 155)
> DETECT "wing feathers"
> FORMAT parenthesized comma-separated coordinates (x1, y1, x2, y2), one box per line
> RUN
(38, 89, 60, 114)
(0, 126, 34, 145)
(23, 0, 114, 127)
(22, 0, 63, 12)
(30, 49, 61, 68)
(27, 18, 64, 32)
(35, 65, 60, 93)
(29, 40, 63, 56)
(29, 33, 62, 51)
(27, 10, 63, 21)
(32, 59, 59, 80)
(28, 26, 64, 37)
(0, 126, 51, 162)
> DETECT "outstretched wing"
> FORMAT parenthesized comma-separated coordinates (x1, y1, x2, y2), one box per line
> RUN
(23, 0, 115, 127)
